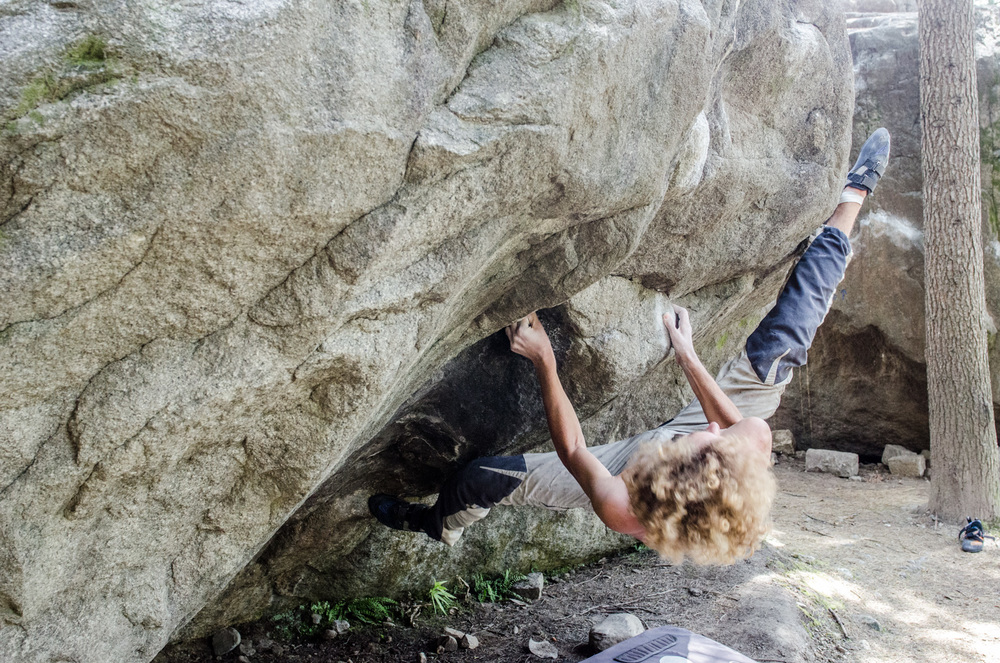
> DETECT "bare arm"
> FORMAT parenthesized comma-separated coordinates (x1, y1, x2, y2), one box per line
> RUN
(663, 305, 743, 429)
(507, 314, 645, 538)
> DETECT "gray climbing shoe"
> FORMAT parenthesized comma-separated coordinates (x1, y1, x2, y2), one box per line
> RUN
(846, 127, 890, 194)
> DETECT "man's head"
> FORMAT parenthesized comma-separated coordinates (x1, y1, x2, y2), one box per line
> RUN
(622, 426, 776, 564)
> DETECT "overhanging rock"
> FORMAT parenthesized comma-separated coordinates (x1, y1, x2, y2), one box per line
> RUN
(0, 0, 852, 660)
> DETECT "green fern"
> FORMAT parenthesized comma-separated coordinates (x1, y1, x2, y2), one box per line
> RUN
(472, 569, 525, 603)
(428, 580, 457, 615)
(269, 596, 397, 641)
(324, 597, 397, 624)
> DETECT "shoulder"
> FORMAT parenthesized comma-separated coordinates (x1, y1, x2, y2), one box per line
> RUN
(589, 475, 646, 538)
(726, 417, 772, 455)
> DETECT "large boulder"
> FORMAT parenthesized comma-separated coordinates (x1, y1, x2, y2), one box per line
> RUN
(772, 3, 1000, 457)
(0, 0, 852, 660)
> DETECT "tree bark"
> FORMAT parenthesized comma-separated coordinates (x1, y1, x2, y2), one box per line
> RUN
(920, 0, 1000, 521)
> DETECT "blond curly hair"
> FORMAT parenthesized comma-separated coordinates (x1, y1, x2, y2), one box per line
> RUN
(622, 433, 776, 565)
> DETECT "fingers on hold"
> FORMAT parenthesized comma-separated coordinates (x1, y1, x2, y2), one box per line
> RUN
(505, 325, 513, 342)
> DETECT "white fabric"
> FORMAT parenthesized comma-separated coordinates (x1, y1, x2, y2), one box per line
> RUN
(839, 188, 866, 206)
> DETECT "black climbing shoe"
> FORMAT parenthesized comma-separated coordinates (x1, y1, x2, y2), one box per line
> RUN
(958, 517, 995, 553)
(368, 493, 429, 533)
(846, 127, 891, 194)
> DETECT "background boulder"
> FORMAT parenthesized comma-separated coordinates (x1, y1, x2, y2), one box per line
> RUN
(772, 1, 1000, 458)
(0, 0, 852, 660)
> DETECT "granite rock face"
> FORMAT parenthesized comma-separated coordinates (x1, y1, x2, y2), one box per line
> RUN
(0, 1, 852, 660)
(773, 2, 1000, 457)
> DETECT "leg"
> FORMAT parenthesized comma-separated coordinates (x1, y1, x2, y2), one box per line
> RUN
(825, 191, 865, 237)
(369, 455, 527, 546)
(665, 129, 889, 428)
(744, 216, 853, 386)
(370, 432, 663, 543)
(419, 455, 527, 545)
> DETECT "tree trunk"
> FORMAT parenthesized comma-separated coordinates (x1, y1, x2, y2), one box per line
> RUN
(920, 0, 1000, 521)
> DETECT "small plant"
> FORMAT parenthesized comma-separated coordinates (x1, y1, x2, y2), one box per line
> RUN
(472, 569, 525, 603)
(7, 35, 117, 121)
(268, 596, 397, 641)
(320, 597, 397, 625)
(428, 580, 457, 615)
(66, 35, 107, 67)
(14, 76, 57, 117)
(269, 608, 307, 640)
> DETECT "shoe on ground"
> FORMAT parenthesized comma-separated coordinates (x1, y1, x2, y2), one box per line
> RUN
(846, 127, 890, 194)
(368, 493, 429, 532)
(958, 517, 995, 553)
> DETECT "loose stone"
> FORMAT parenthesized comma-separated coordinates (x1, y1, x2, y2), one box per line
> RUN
(805, 448, 859, 478)
(439, 635, 458, 652)
(881, 444, 912, 465)
(772, 429, 796, 455)
(211, 627, 241, 657)
(528, 638, 559, 659)
(511, 572, 545, 601)
(590, 613, 645, 651)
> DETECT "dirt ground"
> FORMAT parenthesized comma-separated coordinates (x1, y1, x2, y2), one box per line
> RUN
(160, 458, 1000, 663)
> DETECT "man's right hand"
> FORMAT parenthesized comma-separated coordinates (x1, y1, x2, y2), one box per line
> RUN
(663, 305, 696, 365)
(506, 312, 554, 366)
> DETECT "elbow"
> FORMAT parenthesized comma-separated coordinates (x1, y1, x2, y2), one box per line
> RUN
(555, 434, 586, 464)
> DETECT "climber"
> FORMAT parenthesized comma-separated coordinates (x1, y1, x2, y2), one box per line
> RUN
(368, 128, 891, 564)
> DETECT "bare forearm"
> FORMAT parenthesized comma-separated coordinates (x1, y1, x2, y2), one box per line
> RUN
(533, 352, 585, 460)
(677, 352, 743, 428)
